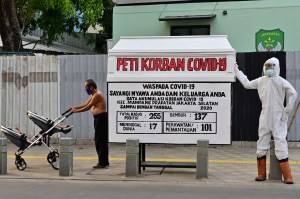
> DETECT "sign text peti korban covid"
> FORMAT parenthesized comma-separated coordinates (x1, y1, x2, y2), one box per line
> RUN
(116, 57, 226, 71)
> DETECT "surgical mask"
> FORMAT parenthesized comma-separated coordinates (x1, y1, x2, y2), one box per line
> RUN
(85, 87, 92, 95)
(265, 69, 275, 77)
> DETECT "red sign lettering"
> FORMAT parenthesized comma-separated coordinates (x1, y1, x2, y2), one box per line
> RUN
(116, 57, 227, 72)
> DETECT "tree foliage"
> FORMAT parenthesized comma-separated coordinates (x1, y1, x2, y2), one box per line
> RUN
(0, 0, 113, 52)
(95, 0, 113, 53)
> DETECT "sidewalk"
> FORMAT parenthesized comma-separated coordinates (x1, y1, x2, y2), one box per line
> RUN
(2, 143, 300, 185)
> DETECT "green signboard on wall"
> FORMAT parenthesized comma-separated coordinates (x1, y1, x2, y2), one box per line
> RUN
(256, 29, 284, 52)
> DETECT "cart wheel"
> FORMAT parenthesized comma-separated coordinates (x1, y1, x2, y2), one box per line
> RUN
(50, 153, 60, 170)
(15, 158, 27, 171)
(47, 151, 59, 164)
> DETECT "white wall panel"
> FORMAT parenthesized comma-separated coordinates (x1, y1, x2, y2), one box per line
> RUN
(59, 55, 108, 139)
(1, 56, 59, 138)
(286, 52, 300, 141)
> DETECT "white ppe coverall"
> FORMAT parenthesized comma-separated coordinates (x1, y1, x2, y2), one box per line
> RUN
(235, 57, 297, 160)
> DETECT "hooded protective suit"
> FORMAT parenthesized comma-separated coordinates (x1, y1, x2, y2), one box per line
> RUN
(235, 57, 297, 160)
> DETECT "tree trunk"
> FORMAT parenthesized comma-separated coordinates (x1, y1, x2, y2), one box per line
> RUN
(0, 0, 22, 52)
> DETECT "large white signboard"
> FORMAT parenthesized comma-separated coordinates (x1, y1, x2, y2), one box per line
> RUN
(108, 82, 231, 144)
(107, 36, 235, 144)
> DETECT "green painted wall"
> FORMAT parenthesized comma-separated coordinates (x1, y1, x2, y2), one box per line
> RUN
(113, 0, 300, 52)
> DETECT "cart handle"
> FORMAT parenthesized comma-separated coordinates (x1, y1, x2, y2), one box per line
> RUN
(65, 112, 73, 118)
(61, 108, 71, 116)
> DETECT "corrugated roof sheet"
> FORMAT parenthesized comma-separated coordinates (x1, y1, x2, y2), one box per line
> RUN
(0, 35, 96, 54)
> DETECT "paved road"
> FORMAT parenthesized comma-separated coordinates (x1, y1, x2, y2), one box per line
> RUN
(0, 179, 299, 199)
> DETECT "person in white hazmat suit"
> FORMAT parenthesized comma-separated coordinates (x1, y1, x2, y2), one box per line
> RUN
(234, 57, 297, 184)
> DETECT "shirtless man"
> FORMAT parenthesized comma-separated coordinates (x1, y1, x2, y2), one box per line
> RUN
(71, 79, 109, 169)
